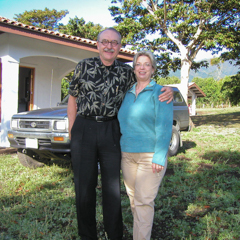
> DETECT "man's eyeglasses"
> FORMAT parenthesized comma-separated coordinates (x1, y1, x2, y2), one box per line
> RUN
(99, 39, 119, 47)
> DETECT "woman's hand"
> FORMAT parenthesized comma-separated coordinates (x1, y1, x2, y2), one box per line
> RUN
(159, 86, 173, 104)
(152, 163, 164, 173)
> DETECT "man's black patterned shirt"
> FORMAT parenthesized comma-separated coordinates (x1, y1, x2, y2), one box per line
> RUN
(68, 56, 136, 117)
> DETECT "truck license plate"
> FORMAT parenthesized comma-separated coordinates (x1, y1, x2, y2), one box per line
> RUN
(25, 138, 38, 149)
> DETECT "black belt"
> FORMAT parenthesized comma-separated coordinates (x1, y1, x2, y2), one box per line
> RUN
(79, 115, 117, 122)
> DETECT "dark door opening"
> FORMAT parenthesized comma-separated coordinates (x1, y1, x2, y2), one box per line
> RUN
(18, 67, 34, 113)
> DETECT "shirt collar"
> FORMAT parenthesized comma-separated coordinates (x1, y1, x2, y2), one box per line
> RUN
(97, 56, 117, 70)
(129, 80, 156, 94)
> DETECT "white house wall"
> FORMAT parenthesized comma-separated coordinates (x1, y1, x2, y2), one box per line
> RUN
(21, 56, 76, 109)
(0, 33, 10, 56)
(0, 32, 99, 147)
(1, 33, 98, 62)
(1, 55, 19, 146)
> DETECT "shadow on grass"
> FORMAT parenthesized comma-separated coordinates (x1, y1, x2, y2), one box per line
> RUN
(46, 158, 72, 169)
(0, 174, 79, 239)
(176, 140, 197, 155)
(0, 155, 112, 239)
(148, 150, 240, 240)
(191, 111, 240, 127)
(2, 148, 240, 239)
(201, 150, 240, 166)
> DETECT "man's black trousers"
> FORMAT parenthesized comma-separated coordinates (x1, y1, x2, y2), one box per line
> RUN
(70, 116, 123, 240)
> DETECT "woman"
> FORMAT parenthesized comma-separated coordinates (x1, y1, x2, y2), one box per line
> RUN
(118, 50, 173, 240)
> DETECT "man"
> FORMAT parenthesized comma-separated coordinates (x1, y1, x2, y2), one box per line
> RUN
(67, 28, 173, 240)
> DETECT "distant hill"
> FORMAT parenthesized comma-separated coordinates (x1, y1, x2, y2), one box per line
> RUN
(169, 60, 239, 81)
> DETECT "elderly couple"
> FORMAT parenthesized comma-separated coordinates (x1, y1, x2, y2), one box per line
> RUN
(67, 28, 173, 240)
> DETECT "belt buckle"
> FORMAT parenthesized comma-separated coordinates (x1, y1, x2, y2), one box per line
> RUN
(95, 116, 103, 122)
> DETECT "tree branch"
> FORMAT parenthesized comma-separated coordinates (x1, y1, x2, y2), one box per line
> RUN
(164, 29, 184, 51)
(163, 0, 167, 30)
(189, 41, 205, 61)
(187, 19, 205, 49)
(149, 0, 158, 12)
(141, 0, 154, 15)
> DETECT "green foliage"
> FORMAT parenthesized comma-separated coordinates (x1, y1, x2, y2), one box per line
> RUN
(193, 73, 240, 107)
(109, 0, 240, 79)
(58, 17, 104, 40)
(14, 9, 104, 100)
(156, 76, 180, 85)
(210, 57, 223, 68)
(14, 8, 69, 30)
(61, 78, 69, 101)
(217, 16, 240, 69)
(1, 108, 240, 239)
(61, 72, 73, 100)
(209, 57, 226, 80)
(193, 77, 224, 107)
(221, 73, 240, 105)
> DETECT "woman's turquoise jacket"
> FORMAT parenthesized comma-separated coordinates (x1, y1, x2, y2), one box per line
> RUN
(118, 80, 173, 166)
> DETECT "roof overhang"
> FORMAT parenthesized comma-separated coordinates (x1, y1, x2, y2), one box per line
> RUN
(166, 83, 206, 98)
(0, 17, 135, 62)
(188, 82, 206, 98)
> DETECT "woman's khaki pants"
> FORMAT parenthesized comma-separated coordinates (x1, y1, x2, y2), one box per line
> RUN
(121, 152, 167, 240)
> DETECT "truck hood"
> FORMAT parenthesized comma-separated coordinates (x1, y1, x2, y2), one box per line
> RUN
(12, 106, 68, 119)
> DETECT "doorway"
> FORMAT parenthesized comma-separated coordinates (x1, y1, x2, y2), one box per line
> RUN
(18, 67, 34, 113)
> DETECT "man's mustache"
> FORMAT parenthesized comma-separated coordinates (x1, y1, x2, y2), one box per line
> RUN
(104, 49, 114, 53)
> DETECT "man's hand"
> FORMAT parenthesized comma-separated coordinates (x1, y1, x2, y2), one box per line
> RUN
(159, 86, 173, 104)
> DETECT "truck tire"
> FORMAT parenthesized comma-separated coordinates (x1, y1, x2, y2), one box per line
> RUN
(168, 126, 180, 156)
(17, 149, 45, 168)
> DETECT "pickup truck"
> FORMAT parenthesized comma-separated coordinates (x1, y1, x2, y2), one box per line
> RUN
(8, 87, 189, 168)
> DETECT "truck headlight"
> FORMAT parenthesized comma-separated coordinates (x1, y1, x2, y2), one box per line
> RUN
(11, 119, 18, 129)
(53, 120, 68, 131)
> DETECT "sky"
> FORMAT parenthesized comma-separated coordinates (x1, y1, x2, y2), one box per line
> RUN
(0, 0, 116, 27)
(0, 0, 214, 61)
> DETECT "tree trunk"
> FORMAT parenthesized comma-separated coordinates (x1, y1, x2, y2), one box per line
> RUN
(189, 116, 195, 131)
(180, 59, 192, 103)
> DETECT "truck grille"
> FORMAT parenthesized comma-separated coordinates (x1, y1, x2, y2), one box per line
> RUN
(19, 120, 50, 130)
(16, 137, 51, 147)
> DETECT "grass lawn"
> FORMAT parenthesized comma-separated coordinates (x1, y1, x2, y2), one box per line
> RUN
(0, 107, 240, 240)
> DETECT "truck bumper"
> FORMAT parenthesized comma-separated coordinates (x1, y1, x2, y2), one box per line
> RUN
(7, 130, 71, 153)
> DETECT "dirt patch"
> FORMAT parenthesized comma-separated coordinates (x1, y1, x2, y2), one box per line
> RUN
(0, 147, 17, 155)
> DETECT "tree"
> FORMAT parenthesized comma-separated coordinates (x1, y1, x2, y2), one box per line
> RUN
(109, 0, 240, 102)
(221, 74, 240, 105)
(156, 76, 180, 85)
(193, 77, 223, 107)
(210, 57, 225, 81)
(58, 17, 104, 98)
(61, 76, 70, 100)
(220, 21, 240, 72)
(14, 9, 104, 100)
(14, 8, 69, 30)
(58, 17, 103, 40)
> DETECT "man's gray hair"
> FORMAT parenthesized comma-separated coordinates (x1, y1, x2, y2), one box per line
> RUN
(97, 28, 122, 42)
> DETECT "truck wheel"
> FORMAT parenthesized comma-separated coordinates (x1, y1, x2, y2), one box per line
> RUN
(17, 149, 45, 168)
(168, 126, 180, 156)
